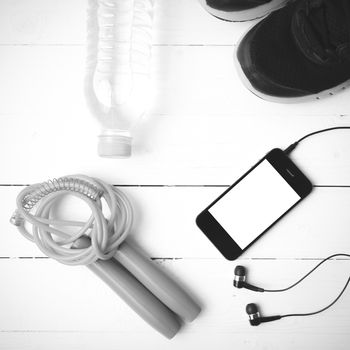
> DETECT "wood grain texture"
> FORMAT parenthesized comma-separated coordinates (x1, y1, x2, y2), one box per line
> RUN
(0, 259, 349, 349)
(3, 186, 350, 259)
(0, 46, 349, 184)
(0, 0, 250, 45)
(1, 0, 350, 349)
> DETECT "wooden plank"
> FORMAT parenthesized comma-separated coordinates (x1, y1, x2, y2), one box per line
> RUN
(1, 112, 350, 185)
(3, 186, 350, 258)
(1, 45, 350, 118)
(1, 47, 350, 185)
(0, 0, 252, 46)
(0, 0, 86, 45)
(0, 258, 349, 349)
(1, 332, 349, 350)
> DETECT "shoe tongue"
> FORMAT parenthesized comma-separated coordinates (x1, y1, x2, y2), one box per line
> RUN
(293, 0, 350, 65)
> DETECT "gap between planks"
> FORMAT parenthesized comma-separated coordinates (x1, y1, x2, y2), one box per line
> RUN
(0, 44, 235, 47)
(2, 257, 350, 261)
(1, 184, 350, 188)
(4, 184, 350, 259)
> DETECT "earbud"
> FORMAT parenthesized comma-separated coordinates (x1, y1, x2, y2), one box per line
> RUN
(246, 303, 281, 326)
(233, 265, 246, 288)
(238, 254, 350, 326)
(233, 266, 264, 292)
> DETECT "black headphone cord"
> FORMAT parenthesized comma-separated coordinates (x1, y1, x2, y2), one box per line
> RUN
(284, 126, 350, 155)
(264, 253, 350, 293)
(272, 127, 350, 318)
(262, 254, 350, 319)
(281, 276, 350, 319)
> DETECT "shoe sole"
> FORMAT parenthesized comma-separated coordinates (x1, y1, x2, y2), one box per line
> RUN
(198, 0, 289, 22)
(233, 28, 350, 103)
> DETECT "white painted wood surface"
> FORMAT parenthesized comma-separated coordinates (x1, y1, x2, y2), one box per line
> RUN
(0, 0, 349, 349)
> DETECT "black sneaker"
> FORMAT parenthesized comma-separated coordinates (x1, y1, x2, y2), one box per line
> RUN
(235, 0, 350, 102)
(198, 0, 289, 22)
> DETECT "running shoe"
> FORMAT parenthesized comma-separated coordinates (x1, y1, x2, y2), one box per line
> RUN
(235, 0, 350, 102)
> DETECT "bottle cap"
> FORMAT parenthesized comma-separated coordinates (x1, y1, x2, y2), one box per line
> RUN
(98, 134, 132, 158)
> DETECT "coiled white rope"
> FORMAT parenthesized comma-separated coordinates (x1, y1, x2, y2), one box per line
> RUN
(11, 175, 133, 266)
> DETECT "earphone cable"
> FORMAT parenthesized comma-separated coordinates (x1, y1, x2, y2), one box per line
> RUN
(281, 275, 350, 318)
(284, 126, 350, 155)
(264, 253, 350, 293)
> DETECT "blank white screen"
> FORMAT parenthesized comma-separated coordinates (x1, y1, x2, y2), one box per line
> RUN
(208, 159, 301, 250)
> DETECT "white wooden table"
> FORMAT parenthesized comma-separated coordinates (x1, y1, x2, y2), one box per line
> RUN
(1, 0, 350, 349)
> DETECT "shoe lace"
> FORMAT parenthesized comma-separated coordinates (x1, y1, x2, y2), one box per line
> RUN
(299, 0, 350, 64)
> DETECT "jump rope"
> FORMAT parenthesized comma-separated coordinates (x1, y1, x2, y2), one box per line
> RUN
(11, 175, 201, 339)
(11, 127, 350, 334)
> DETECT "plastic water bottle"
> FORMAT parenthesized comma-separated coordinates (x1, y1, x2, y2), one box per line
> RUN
(85, 0, 154, 158)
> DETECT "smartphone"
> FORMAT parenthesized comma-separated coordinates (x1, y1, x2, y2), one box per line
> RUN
(196, 148, 313, 260)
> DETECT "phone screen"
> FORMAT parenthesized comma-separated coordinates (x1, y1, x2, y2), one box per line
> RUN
(208, 159, 301, 250)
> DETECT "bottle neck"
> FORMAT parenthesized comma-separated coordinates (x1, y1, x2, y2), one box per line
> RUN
(98, 129, 132, 158)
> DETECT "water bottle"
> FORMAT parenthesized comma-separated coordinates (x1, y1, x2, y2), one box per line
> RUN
(85, 0, 154, 158)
